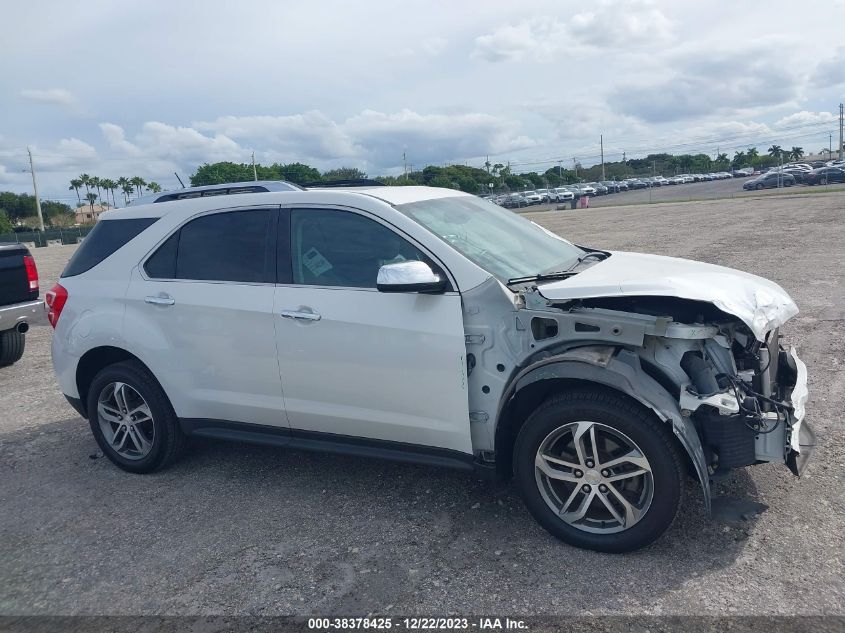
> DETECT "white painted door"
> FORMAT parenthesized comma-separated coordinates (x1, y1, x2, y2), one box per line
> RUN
(273, 208, 471, 454)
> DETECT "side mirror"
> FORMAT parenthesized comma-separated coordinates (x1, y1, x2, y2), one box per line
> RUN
(376, 260, 446, 294)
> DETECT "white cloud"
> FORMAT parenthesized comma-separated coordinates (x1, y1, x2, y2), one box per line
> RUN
(19, 88, 77, 107)
(195, 112, 359, 160)
(472, 1, 672, 62)
(100, 123, 142, 155)
(134, 122, 243, 163)
(775, 111, 837, 127)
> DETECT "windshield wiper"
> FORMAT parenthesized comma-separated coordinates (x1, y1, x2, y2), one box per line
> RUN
(506, 271, 580, 286)
(564, 250, 610, 271)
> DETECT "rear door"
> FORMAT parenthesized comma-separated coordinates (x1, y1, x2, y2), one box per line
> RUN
(125, 206, 288, 429)
(272, 206, 471, 454)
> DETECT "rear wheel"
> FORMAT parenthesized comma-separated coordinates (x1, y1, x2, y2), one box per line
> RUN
(0, 330, 25, 367)
(86, 360, 186, 473)
(514, 389, 683, 552)
(755, 183, 764, 190)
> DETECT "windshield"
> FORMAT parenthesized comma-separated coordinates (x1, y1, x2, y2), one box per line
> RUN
(396, 195, 583, 281)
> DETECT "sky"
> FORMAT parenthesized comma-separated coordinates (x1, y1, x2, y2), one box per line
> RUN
(1, 0, 844, 203)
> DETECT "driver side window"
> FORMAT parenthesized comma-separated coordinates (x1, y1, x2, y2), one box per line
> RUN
(290, 209, 425, 288)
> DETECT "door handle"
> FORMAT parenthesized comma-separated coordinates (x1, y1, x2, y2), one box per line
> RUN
(145, 295, 175, 306)
(280, 309, 321, 321)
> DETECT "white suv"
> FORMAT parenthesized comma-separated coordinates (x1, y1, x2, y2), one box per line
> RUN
(47, 182, 813, 552)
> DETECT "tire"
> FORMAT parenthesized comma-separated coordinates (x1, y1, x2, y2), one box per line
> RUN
(513, 389, 683, 553)
(755, 183, 764, 190)
(821, 177, 828, 185)
(0, 329, 25, 367)
(86, 360, 186, 473)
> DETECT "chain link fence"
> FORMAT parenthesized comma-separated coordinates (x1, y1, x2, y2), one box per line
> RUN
(0, 226, 94, 247)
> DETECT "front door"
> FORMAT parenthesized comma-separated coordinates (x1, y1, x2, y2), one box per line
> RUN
(273, 207, 471, 454)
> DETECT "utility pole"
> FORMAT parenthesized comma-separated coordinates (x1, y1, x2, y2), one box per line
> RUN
(26, 147, 45, 232)
(251, 151, 258, 181)
(557, 160, 562, 181)
(403, 151, 408, 180)
(600, 135, 605, 181)
(573, 158, 578, 179)
(839, 103, 843, 161)
(830, 132, 833, 158)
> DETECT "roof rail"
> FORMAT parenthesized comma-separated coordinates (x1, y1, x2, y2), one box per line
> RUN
(304, 179, 386, 188)
(130, 180, 302, 205)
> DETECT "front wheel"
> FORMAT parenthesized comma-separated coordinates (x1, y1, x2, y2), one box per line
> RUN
(514, 390, 683, 552)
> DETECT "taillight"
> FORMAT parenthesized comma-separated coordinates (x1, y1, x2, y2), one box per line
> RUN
(23, 255, 39, 292)
(45, 284, 68, 328)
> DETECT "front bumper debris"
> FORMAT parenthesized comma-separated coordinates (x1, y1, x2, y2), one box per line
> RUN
(785, 347, 815, 476)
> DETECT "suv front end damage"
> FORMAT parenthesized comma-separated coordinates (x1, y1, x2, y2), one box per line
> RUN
(462, 252, 814, 514)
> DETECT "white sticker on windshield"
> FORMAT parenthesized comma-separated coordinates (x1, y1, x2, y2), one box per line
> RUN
(302, 247, 333, 277)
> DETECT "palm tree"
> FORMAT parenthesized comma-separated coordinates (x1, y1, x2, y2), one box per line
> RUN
(147, 181, 162, 193)
(79, 173, 91, 197)
(130, 176, 147, 198)
(68, 179, 82, 204)
(768, 144, 783, 158)
(732, 150, 747, 169)
(90, 176, 103, 206)
(120, 182, 134, 204)
(791, 146, 804, 161)
(85, 192, 98, 212)
(100, 178, 117, 207)
(746, 147, 759, 162)
(715, 153, 729, 169)
(117, 177, 131, 204)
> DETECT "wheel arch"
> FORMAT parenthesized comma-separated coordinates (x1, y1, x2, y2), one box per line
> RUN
(494, 347, 711, 513)
(75, 346, 156, 417)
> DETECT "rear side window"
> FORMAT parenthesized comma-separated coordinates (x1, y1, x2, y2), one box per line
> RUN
(63, 218, 158, 277)
(144, 209, 273, 283)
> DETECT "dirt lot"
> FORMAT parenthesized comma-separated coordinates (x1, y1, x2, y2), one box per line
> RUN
(1, 192, 844, 616)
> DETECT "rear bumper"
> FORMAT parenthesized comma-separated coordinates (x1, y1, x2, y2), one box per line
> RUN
(0, 299, 42, 332)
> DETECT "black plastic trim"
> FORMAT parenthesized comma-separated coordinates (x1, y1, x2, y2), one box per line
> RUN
(64, 394, 86, 418)
(180, 418, 474, 472)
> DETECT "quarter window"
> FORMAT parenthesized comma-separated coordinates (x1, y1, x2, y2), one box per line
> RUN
(144, 209, 272, 283)
(290, 209, 425, 288)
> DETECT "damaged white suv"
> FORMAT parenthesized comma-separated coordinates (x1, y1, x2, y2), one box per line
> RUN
(47, 182, 813, 552)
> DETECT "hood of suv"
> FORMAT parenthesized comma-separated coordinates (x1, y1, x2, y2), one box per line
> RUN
(536, 251, 798, 341)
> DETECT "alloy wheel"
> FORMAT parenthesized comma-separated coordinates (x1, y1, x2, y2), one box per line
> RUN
(534, 421, 654, 534)
(97, 382, 155, 460)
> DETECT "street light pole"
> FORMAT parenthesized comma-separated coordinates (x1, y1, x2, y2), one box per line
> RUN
(26, 147, 45, 232)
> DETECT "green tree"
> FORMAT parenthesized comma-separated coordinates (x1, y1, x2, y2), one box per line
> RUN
(120, 181, 134, 204)
(100, 178, 117, 207)
(85, 192, 98, 211)
(790, 146, 804, 160)
(768, 145, 783, 159)
(68, 178, 82, 204)
(0, 209, 12, 234)
(322, 167, 367, 181)
(731, 151, 747, 169)
(714, 153, 730, 169)
(147, 181, 162, 193)
(130, 176, 147, 197)
(746, 147, 760, 163)
(79, 173, 92, 198)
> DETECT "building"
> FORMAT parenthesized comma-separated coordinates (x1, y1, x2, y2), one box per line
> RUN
(74, 204, 110, 224)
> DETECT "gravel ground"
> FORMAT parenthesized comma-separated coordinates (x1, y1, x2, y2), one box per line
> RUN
(1, 192, 843, 616)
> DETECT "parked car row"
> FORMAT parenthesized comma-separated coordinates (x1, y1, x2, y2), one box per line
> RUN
(489, 159, 845, 208)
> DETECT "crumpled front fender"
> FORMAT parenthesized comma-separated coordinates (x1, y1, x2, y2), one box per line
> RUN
(504, 346, 711, 514)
